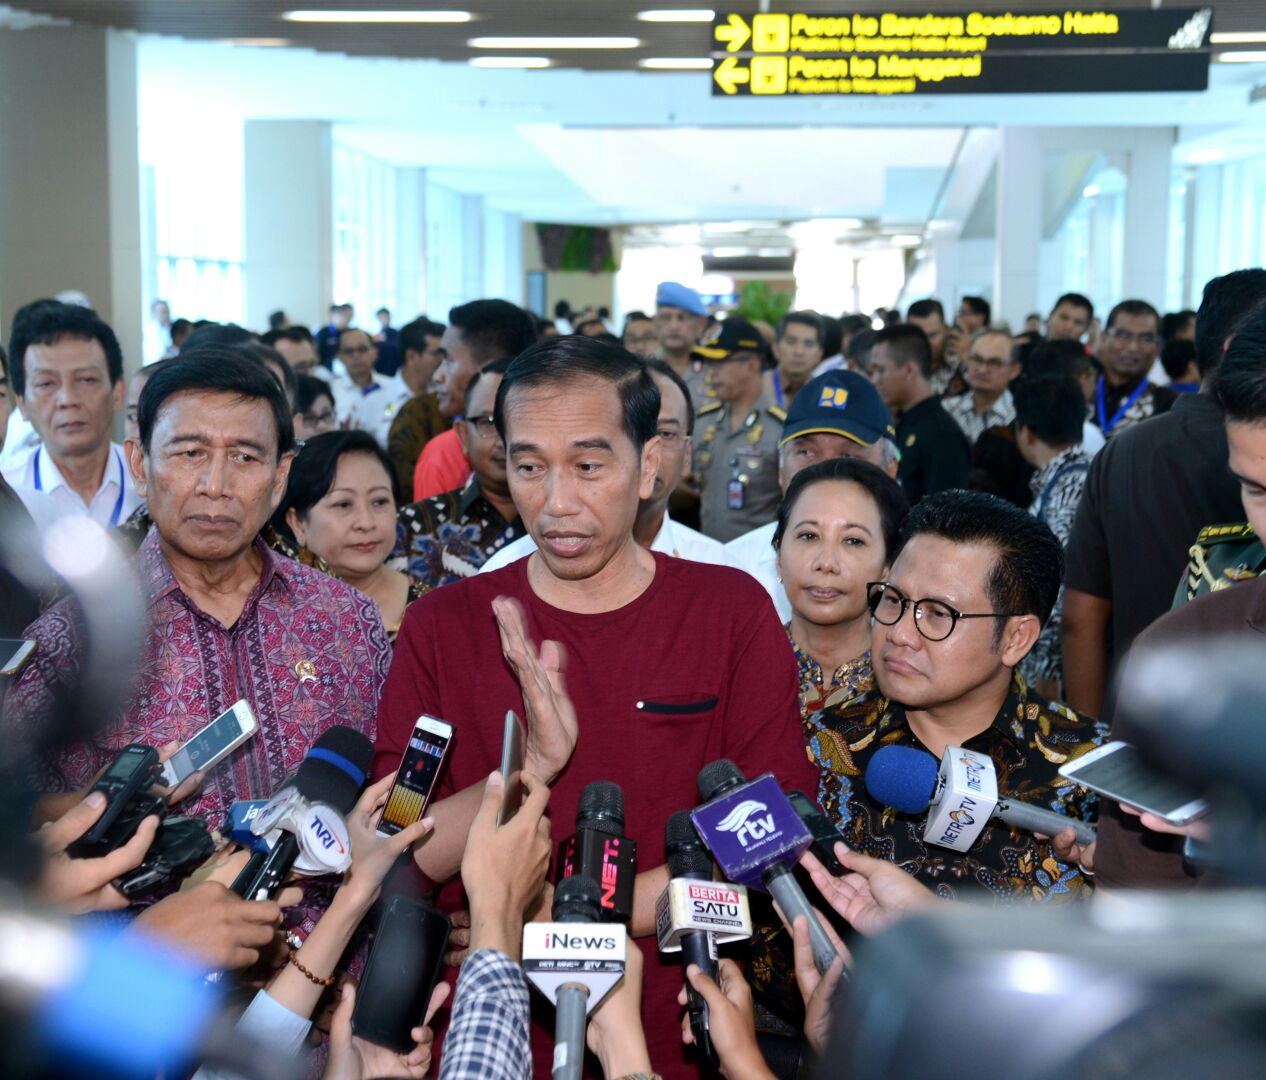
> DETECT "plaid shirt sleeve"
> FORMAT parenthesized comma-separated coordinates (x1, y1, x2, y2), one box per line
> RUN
(439, 950, 533, 1080)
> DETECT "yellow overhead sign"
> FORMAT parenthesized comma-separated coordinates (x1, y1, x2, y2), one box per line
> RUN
(709, 9, 1212, 96)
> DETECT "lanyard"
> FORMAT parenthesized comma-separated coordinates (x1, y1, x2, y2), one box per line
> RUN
(1096, 375, 1147, 435)
(34, 445, 127, 527)
(772, 369, 784, 408)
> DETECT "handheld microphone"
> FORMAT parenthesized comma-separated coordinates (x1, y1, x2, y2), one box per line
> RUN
(657, 811, 753, 1067)
(522, 875, 628, 1080)
(691, 760, 839, 975)
(230, 726, 374, 900)
(555, 781, 637, 923)
(865, 744, 1098, 852)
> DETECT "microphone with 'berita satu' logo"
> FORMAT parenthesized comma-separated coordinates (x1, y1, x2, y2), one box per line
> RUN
(865, 743, 1096, 852)
(691, 760, 840, 975)
(522, 874, 628, 1080)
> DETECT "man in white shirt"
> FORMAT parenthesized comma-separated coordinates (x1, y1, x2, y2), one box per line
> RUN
(2, 301, 140, 529)
(328, 327, 411, 449)
(482, 355, 726, 571)
(725, 369, 899, 620)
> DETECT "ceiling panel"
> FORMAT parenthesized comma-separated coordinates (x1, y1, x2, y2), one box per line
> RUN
(8, 1, 1266, 71)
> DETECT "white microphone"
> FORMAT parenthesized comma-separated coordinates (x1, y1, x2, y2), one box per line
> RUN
(522, 875, 627, 1080)
(865, 744, 1097, 852)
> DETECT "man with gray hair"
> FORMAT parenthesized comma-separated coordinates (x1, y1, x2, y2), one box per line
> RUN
(725, 369, 900, 620)
(941, 327, 1021, 443)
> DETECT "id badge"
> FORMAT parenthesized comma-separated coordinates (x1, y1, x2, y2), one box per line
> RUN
(727, 478, 745, 510)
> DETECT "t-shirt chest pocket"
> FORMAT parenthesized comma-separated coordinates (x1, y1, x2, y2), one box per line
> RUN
(629, 691, 720, 788)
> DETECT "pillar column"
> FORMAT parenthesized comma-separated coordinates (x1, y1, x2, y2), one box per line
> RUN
(993, 127, 1044, 331)
(0, 26, 142, 373)
(244, 120, 332, 330)
(1121, 128, 1172, 306)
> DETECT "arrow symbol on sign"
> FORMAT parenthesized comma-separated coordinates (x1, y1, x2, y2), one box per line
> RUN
(714, 13, 752, 52)
(713, 55, 750, 95)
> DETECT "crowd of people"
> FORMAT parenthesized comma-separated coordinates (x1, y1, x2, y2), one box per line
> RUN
(2, 264, 1264, 1079)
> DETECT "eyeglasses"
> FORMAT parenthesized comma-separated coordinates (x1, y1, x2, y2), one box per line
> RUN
(866, 581, 1026, 642)
(656, 428, 688, 445)
(1105, 328, 1159, 348)
(304, 408, 335, 425)
(465, 414, 500, 439)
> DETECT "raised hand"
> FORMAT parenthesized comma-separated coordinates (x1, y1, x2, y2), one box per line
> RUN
(492, 595, 578, 782)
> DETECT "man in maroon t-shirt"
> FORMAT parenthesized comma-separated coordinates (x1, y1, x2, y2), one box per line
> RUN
(374, 334, 815, 1078)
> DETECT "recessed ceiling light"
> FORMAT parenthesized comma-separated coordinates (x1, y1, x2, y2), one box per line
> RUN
(469, 36, 640, 49)
(891, 235, 922, 247)
(1210, 32, 1266, 44)
(218, 37, 294, 47)
(469, 56, 551, 68)
(1187, 147, 1227, 164)
(1215, 51, 1266, 62)
(638, 9, 715, 22)
(1082, 184, 1101, 197)
(639, 57, 713, 69)
(283, 9, 473, 23)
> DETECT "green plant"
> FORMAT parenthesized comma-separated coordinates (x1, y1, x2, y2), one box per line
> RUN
(733, 281, 793, 325)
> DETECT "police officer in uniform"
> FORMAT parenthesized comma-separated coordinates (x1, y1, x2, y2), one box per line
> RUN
(1174, 522, 1266, 606)
(690, 317, 785, 543)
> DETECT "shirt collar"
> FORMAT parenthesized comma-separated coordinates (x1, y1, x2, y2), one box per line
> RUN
(649, 511, 677, 556)
(34, 442, 124, 500)
(137, 527, 292, 609)
(456, 474, 511, 524)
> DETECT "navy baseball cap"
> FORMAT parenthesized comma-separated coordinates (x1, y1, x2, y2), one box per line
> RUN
(691, 317, 769, 363)
(656, 281, 707, 317)
(780, 370, 895, 447)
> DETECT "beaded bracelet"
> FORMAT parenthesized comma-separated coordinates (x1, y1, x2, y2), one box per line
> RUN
(287, 948, 335, 987)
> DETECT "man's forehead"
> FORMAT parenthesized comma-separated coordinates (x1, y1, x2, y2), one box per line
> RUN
(26, 335, 107, 368)
(154, 390, 277, 435)
(467, 374, 501, 413)
(891, 534, 994, 596)
(650, 374, 686, 421)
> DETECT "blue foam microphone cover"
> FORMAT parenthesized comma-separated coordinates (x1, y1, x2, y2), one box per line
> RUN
(865, 744, 940, 815)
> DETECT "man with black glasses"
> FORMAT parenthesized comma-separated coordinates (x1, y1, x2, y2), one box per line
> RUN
(806, 490, 1106, 902)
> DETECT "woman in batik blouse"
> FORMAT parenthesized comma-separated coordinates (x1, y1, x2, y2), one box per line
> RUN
(773, 456, 910, 718)
(273, 430, 426, 642)
(750, 456, 908, 1044)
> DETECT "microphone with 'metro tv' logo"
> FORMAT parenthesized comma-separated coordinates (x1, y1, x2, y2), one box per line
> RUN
(555, 781, 638, 924)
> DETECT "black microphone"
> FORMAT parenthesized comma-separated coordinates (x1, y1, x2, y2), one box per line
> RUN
(231, 725, 374, 900)
(555, 781, 637, 923)
(696, 759, 841, 975)
(665, 810, 720, 1068)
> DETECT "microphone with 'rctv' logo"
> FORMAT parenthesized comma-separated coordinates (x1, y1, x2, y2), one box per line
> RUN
(555, 781, 638, 924)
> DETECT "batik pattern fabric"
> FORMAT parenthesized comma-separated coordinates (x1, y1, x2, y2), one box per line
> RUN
(750, 631, 875, 1037)
(394, 477, 524, 588)
(806, 673, 1107, 903)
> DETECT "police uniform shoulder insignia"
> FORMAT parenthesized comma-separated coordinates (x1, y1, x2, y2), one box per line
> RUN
(698, 400, 724, 416)
(768, 405, 787, 423)
(905, 434, 917, 448)
(1195, 522, 1257, 545)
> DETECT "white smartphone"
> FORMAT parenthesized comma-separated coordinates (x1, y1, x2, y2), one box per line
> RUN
(1058, 741, 1208, 825)
(160, 699, 259, 786)
(377, 715, 454, 837)
(0, 638, 36, 677)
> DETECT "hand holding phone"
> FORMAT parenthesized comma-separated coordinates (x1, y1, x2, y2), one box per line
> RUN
(70, 744, 160, 850)
(377, 715, 453, 837)
(1058, 741, 1208, 826)
(160, 700, 259, 787)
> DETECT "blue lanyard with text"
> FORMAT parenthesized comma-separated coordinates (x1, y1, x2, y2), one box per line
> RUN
(1095, 375, 1147, 436)
(772, 369, 784, 408)
(34, 445, 127, 527)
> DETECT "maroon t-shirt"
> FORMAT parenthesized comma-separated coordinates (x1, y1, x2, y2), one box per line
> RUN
(374, 551, 816, 1078)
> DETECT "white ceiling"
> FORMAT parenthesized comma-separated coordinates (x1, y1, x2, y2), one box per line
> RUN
(133, 33, 1266, 232)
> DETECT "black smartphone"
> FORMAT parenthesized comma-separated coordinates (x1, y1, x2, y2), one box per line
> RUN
(789, 790, 847, 876)
(352, 897, 451, 1052)
(74, 745, 161, 849)
(497, 710, 526, 826)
